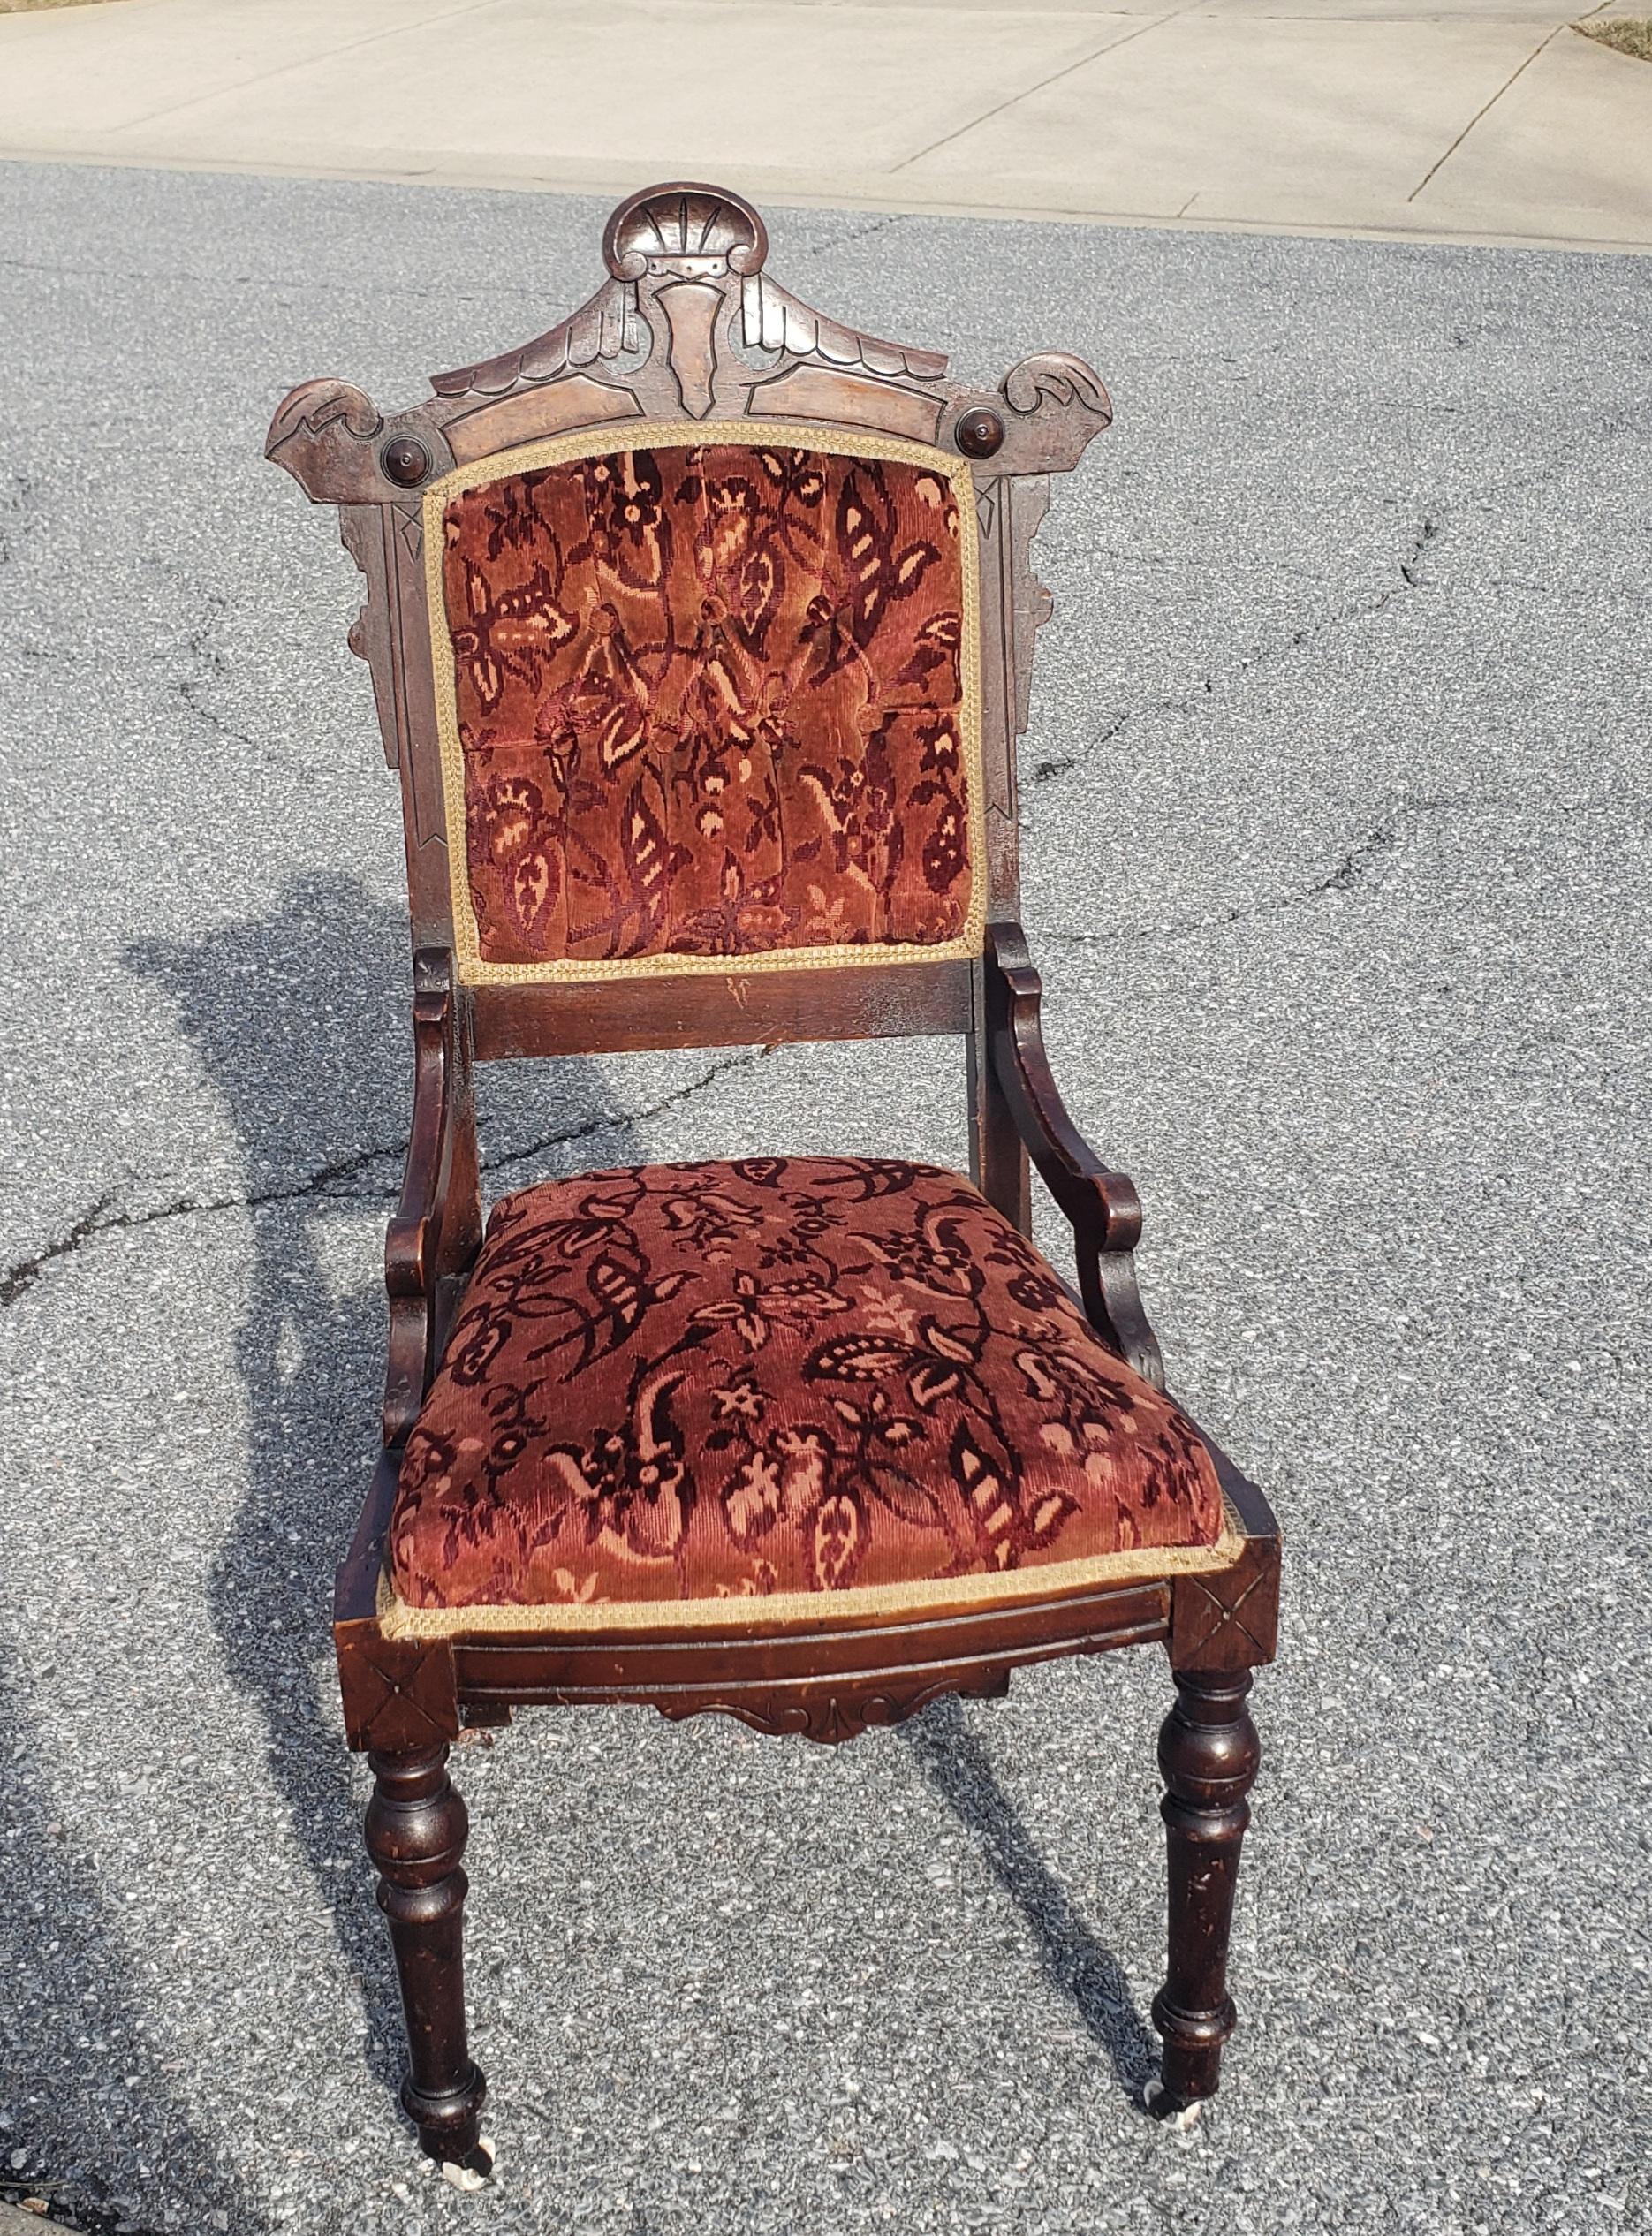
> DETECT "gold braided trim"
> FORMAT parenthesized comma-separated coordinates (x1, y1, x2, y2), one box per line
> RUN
(376, 1498, 1245, 1641)
(421, 420, 988, 989)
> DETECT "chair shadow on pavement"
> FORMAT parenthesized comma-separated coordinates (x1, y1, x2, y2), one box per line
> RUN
(901, 1694, 1159, 2102)
(127, 871, 640, 2145)
(0, 1645, 273, 2234)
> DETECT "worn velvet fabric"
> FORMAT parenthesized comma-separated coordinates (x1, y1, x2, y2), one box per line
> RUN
(391, 1158, 1224, 1611)
(439, 444, 972, 966)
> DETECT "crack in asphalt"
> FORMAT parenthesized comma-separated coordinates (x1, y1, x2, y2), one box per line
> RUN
(802, 212, 908, 260)
(0, 468, 37, 571)
(1083, 543, 1334, 587)
(0, 1141, 405, 1308)
(0, 1191, 122, 1308)
(173, 593, 324, 791)
(0, 1045, 773, 1310)
(1031, 509, 1444, 789)
(475, 1042, 773, 1185)
(1034, 789, 1483, 951)
(1398, 512, 1441, 589)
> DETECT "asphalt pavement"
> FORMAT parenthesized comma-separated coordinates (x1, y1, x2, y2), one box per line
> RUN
(0, 161, 1647, 2236)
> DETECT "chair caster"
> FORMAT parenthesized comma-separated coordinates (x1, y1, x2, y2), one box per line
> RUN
(1143, 2078, 1206, 2131)
(433, 2134, 497, 2191)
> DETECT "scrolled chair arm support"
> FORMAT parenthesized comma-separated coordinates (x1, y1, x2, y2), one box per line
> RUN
(383, 948, 472, 1446)
(984, 921, 1166, 1391)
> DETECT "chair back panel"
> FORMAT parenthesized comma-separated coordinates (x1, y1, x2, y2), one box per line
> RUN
(267, 180, 1113, 1054)
(430, 425, 981, 984)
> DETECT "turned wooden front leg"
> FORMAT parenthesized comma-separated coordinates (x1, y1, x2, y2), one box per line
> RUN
(365, 1744, 487, 2160)
(1151, 1670, 1261, 2109)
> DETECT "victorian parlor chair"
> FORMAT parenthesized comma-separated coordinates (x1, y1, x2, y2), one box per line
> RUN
(267, 182, 1279, 2179)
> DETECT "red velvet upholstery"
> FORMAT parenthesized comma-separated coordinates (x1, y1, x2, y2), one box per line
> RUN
(391, 1159, 1224, 1612)
(439, 444, 972, 966)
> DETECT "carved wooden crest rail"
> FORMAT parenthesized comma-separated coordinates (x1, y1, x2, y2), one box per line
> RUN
(268, 179, 1112, 504)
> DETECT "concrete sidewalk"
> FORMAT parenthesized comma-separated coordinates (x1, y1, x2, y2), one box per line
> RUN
(0, 0, 1649, 248)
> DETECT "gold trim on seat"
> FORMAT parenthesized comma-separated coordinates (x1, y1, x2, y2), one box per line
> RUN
(377, 1499, 1245, 1640)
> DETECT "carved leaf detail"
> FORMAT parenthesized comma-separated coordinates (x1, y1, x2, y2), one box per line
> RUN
(1001, 352, 1112, 423)
(742, 274, 947, 382)
(431, 281, 642, 399)
(265, 377, 383, 453)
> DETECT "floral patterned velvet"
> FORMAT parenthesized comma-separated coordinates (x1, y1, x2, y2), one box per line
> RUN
(391, 1158, 1223, 1611)
(439, 444, 972, 966)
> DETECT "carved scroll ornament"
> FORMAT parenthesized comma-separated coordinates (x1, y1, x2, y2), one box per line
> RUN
(265, 180, 1112, 504)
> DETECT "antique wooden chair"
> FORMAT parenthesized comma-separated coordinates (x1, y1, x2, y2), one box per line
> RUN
(267, 181, 1279, 2179)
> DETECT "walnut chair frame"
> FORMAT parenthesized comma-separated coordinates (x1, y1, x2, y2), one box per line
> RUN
(268, 182, 1280, 2172)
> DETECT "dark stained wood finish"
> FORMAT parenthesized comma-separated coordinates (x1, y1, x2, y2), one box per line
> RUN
(955, 406, 1005, 459)
(984, 922, 1164, 1387)
(268, 179, 1283, 2160)
(969, 959, 1033, 1237)
(382, 951, 471, 1445)
(451, 1578, 1172, 1723)
(366, 1745, 488, 2161)
(472, 957, 972, 1059)
(1151, 1671, 1262, 2110)
(337, 1617, 460, 1755)
(1171, 1442, 1281, 1674)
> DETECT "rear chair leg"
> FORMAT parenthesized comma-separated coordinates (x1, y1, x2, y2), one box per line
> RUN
(1149, 1669, 1261, 2119)
(365, 1743, 490, 2175)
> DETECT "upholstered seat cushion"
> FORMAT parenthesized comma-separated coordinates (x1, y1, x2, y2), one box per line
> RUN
(390, 1157, 1224, 1618)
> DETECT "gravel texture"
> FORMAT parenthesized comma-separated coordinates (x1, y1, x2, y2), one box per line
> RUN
(0, 163, 1647, 2236)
